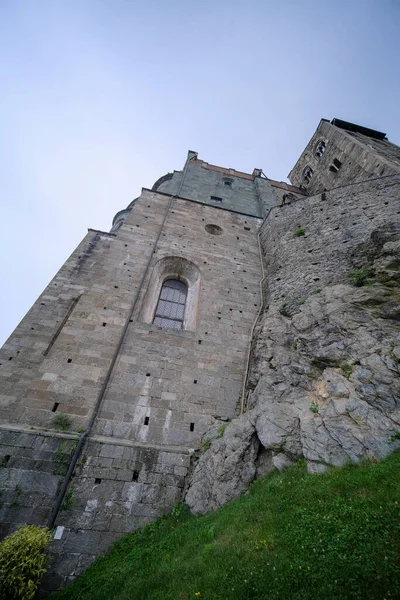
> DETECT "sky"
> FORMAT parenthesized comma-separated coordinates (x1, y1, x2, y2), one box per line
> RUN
(1, 0, 400, 345)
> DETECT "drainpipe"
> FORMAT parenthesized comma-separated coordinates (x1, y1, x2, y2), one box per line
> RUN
(48, 154, 195, 529)
(239, 230, 266, 414)
(239, 175, 269, 414)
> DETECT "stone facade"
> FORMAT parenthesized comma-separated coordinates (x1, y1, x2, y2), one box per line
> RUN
(112, 150, 305, 231)
(1, 122, 399, 588)
(289, 118, 400, 195)
(0, 152, 296, 587)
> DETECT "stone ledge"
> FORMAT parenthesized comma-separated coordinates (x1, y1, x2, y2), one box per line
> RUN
(0, 424, 194, 455)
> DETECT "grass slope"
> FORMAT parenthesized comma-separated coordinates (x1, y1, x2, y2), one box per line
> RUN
(55, 452, 400, 600)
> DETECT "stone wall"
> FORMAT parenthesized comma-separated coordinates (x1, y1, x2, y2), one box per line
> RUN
(0, 425, 190, 588)
(0, 186, 263, 586)
(288, 120, 400, 195)
(154, 153, 303, 217)
(185, 174, 400, 513)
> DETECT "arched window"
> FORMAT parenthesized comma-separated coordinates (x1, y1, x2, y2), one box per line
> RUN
(302, 165, 313, 184)
(140, 256, 201, 331)
(314, 140, 326, 158)
(153, 279, 187, 329)
(223, 177, 233, 188)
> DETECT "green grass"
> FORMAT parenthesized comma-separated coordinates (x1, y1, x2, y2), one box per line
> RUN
(347, 266, 374, 287)
(55, 451, 400, 600)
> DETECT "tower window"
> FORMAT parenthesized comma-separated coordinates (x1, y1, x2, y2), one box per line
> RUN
(314, 140, 326, 158)
(223, 178, 233, 188)
(210, 196, 222, 203)
(153, 279, 187, 330)
(329, 159, 342, 174)
(302, 166, 313, 184)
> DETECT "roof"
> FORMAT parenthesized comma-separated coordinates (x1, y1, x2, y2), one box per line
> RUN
(331, 118, 387, 141)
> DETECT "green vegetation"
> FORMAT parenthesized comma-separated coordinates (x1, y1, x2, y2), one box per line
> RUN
(61, 486, 74, 511)
(340, 361, 353, 380)
(309, 400, 319, 414)
(291, 340, 297, 351)
(55, 451, 400, 600)
(0, 525, 52, 600)
(53, 440, 77, 477)
(53, 414, 73, 431)
(201, 440, 211, 453)
(217, 423, 228, 438)
(295, 227, 305, 237)
(347, 266, 374, 287)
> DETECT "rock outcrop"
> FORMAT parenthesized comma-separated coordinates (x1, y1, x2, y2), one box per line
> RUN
(185, 177, 400, 514)
(185, 416, 258, 513)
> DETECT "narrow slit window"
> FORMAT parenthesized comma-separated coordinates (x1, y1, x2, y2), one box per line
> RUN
(153, 279, 187, 330)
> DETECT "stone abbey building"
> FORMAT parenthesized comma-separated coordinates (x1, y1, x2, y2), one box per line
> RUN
(1, 118, 400, 586)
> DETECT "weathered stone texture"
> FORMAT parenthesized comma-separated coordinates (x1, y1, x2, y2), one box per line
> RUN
(185, 175, 400, 513)
(289, 119, 400, 195)
(0, 180, 263, 585)
(1, 140, 400, 583)
(45, 438, 191, 588)
(185, 415, 258, 514)
(153, 153, 303, 217)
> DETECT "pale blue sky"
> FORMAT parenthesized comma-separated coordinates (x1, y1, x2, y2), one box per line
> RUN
(1, 0, 399, 345)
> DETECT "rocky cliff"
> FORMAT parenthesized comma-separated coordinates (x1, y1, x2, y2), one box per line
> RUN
(186, 175, 400, 513)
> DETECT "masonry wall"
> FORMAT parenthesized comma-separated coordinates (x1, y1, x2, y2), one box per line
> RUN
(288, 120, 400, 195)
(0, 188, 262, 586)
(259, 173, 400, 308)
(92, 191, 262, 445)
(155, 158, 284, 217)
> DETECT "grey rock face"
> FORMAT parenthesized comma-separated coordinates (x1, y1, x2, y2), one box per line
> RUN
(185, 178, 400, 513)
(185, 415, 258, 514)
(249, 280, 400, 472)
